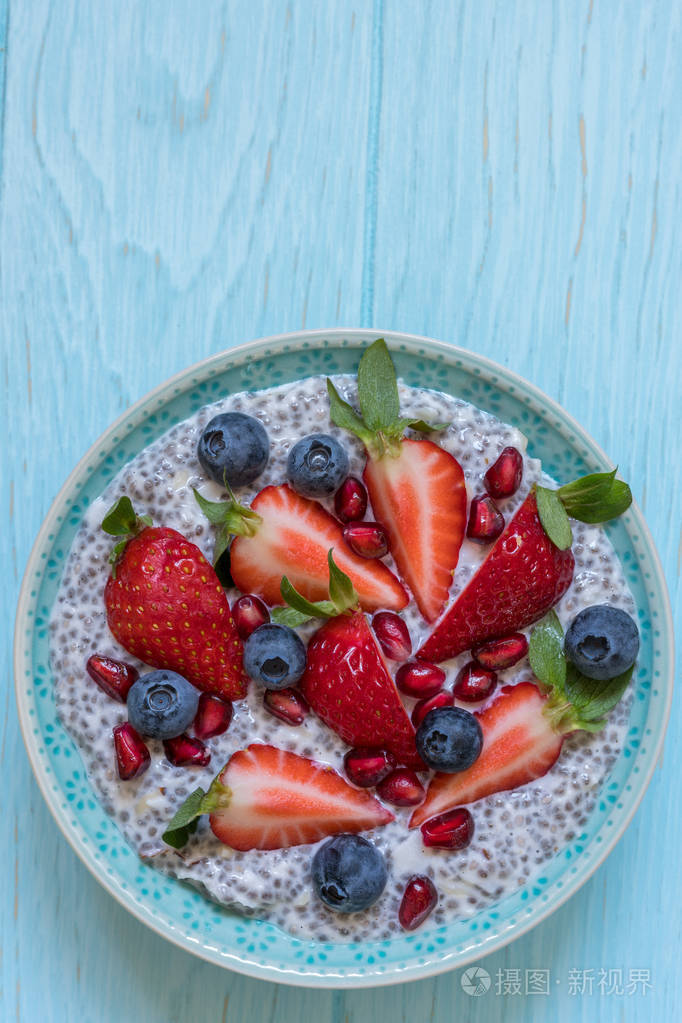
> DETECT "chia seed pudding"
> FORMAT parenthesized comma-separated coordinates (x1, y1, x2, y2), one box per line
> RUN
(49, 375, 635, 941)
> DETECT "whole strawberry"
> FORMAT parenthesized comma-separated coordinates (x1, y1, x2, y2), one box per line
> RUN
(102, 497, 248, 700)
(272, 550, 424, 769)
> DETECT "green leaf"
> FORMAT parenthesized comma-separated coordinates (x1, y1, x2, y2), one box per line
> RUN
(357, 338, 401, 433)
(558, 468, 617, 504)
(398, 417, 449, 434)
(107, 538, 129, 576)
(564, 662, 634, 726)
(528, 610, 567, 698)
(212, 526, 231, 566)
(558, 470, 632, 524)
(327, 550, 359, 613)
(193, 488, 261, 539)
(536, 486, 573, 550)
(326, 379, 373, 445)
(193, 488, 231, 525)
(279, 577, 336, 622)
(271, 605, 316, 628)
(273, 552, 358, 625)
(162, 787, 206, 848)
(102, 496, 139, 536)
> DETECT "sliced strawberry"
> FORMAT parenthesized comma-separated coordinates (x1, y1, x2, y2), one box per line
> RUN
(410, 682, 564, 827)
(229, 484, 408, 613)
(417, 491, 574, 663)
(363, 439, 466, 623)
(300, 611, 424, 769)
(208, 744, 394, 851)
(105, 524, 248, 700)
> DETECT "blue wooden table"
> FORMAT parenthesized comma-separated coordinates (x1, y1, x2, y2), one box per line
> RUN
(2, 1, 680, 1020)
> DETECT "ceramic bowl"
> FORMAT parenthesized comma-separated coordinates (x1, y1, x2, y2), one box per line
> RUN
(14, 329, 673, 987)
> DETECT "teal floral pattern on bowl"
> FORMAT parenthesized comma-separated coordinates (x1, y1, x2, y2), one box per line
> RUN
(14, 329, 673, 988)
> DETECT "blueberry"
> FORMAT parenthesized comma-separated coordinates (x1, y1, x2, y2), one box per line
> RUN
(127, 670, 199, 740)
(311, 834, 387, 913)
(286, 434, 350, 498)
(416, 706, 483, 773)
(564, 605, 639, 680)
(197, 412, 269, 488)
(243, 623, 307, 689)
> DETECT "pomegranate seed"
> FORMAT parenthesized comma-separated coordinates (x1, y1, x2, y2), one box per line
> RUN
(343, 521, 390, 559)
(113, 723, 150, 780)
(377, 769, 425, 807)
(395, 661, 445, 699)
(472, 633, 529, 670)
(484, 446, 524, 499)
(466, 495, 505, 543)
(411, 690, 454, 728)
(334, 476, 368, 522)
(232, 594, 270, 639)
(399, 875, 438, 930)
(163, 733, 211, 767)
(193, 692, 233, 739)
(87, 654, 138, 703)
(421, 807, 475, 850)
(263, 687, 309, 726)
(372, 611, 412, 660)
(344, 747, 396, 788)
(453, 661, 498, 703)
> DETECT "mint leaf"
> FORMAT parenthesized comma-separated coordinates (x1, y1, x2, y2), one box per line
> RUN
(162, 787, 206, 848)
(528, 610, 567, 698)
(564, 662, 634, 727)
(536, 486, 573, 550)
(558, 468, 616, 505)
(357, 339, 400, 434)
(102, 496, 139, 536)
(558, 470, 632, 524)
(327, 550, 358, 612)
(326, 379, 372, 445)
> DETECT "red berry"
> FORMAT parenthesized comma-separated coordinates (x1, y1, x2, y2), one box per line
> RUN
(399, 875, 438, 930)
(484, 446, 523, 499)
(163, 733, 211, 767)
(343, 521, 390, 559)
(334, 476, 368, 522)
(411, 690, 454, 728)
(453, 661, 498, 703)
(87, 654, 139, 703)
(193, 692, 233, 739)
(421, 807, 475, 850)
(372, 611, 412, 661)
(472, 633, 529, 670)
(113, 723, 150, 780)
(466, 495, 505, 543)
(263, 687, 309, 726)
(232, 594, 270, 640)
(377, 768, 425, 806)
(344, 747, 396, 788)
(395, 661, 445, 699)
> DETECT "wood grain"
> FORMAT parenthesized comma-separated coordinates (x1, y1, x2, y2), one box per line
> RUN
(1, 1, 680, 1020)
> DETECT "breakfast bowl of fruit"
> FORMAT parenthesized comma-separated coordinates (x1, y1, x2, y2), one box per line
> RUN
(15, 329, 673, 987)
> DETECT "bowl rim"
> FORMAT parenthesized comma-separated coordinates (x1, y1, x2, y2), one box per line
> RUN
(14, 326, 674, 988)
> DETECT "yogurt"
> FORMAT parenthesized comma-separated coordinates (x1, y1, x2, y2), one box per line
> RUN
(49, 375, 635, 941)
